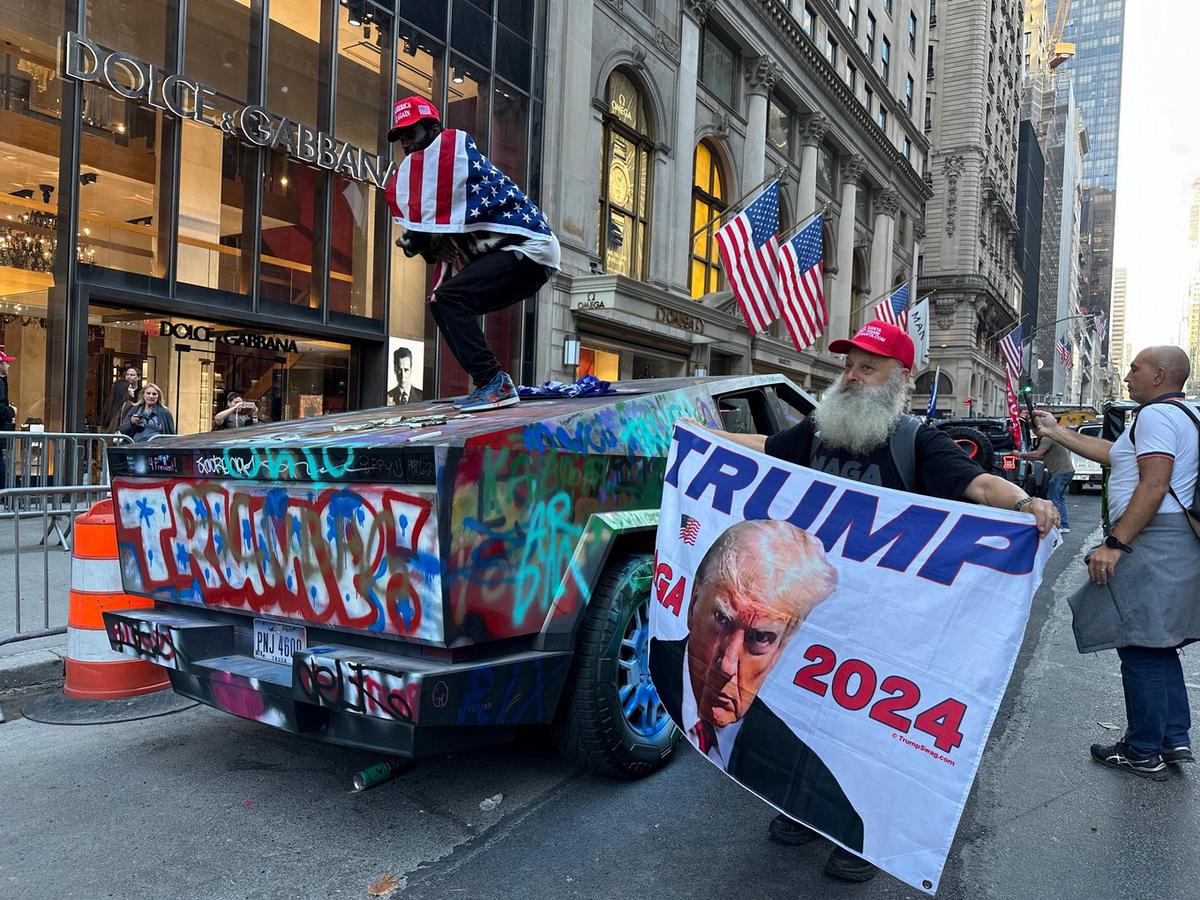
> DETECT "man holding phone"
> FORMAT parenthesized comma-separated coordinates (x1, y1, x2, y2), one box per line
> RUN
(213, 390, 260, 430)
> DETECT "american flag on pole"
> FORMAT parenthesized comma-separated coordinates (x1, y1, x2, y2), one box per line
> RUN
(1056, 335, 1074, 371)
(776, 213, 827, 351)
(1093, 314, 1108, 339)
(999, 324, 1024, 377)
(715, 181, 783, 333)
(679, 514, 702, 546)
(872, 283, 911, 328)
(385, 128, 558, 293)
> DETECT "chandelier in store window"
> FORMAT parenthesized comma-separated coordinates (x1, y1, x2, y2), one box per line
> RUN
(0, 208, 96, 273)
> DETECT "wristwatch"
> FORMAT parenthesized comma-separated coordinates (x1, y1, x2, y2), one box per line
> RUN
(1104, 535, 1133, 553)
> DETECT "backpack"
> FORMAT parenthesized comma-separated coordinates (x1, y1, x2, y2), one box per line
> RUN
(1129, 399, 1200, 539)
(810, 414, 921, 492)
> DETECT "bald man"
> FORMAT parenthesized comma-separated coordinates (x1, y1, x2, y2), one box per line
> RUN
(1034, 345, 1200, 781)
(649, 520, 864, 853)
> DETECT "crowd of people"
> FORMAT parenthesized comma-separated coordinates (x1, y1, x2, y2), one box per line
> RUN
(101, 365, 263, 443)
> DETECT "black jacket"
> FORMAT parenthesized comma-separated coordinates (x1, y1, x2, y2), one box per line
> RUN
(650, 636, 864, 852)
(0, 375, 14, 430)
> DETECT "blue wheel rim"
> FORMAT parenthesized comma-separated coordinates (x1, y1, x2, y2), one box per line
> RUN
(617, 597, 672, 738)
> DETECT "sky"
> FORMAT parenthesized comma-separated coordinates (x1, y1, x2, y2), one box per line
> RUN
(1111, 1, 1200, 350)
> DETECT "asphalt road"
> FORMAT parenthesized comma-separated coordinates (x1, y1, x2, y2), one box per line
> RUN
(3, 493, 1197, 900)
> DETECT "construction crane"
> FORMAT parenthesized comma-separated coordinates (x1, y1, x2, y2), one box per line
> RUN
(1048, 0, 1076, 69)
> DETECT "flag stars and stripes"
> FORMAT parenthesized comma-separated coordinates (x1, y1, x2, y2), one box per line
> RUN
(777, 214, 827, 351)
(679, 514, 701, 546)
(715, 182, 783, 335)
(999, 324, 1023, 377)
(872, 283, 910, 328)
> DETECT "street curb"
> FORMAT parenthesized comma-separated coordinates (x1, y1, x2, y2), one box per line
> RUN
(0, 647, 66, 692)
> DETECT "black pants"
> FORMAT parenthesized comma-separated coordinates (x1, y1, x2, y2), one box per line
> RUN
(431, 251, 549, 387)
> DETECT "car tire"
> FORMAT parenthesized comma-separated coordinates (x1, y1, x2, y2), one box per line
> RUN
(552, 554, 680, 778)
(943, 426, 995, 472)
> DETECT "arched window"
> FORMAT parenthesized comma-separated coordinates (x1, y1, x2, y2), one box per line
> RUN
(598, 70, 653, 279)
(914, 371, 953, 396)
(690, 140, 727, 299)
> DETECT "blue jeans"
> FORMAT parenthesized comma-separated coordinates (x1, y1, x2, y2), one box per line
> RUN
(1116, 645, 1191, 757)
(1047, 472, 1072, 529)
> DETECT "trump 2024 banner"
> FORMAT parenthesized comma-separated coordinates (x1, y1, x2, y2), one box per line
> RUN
(649, 424, 1059, 893)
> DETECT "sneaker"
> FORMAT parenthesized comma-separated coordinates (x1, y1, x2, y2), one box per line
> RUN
(1089, 741, 1170, 780)
(824, 846, 877, 883)
(768, 813, 819, 846)
(458, 372, 519, 412)
(453, 385, 485, 409)
(1162, 745, 1194, 765)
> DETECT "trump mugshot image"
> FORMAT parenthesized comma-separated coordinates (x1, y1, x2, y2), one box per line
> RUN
(649, 519, 866, 852)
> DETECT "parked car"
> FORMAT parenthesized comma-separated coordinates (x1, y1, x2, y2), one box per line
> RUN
(101, 375, 817, 777)
(1069, 422, 1104, 493)
(929, 416, 1049, 498)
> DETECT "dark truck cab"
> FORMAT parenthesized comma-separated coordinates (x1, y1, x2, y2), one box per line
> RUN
(102, 375, 814, 776)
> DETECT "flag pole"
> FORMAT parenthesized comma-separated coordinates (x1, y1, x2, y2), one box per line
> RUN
(689, 167, 789, 242)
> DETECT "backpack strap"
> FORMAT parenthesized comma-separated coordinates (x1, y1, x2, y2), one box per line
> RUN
(888, 415, 921, 493)
(1164, 401, 1200, 517)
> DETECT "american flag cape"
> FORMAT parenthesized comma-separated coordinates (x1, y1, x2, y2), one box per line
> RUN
(777, 213, 827, 351)
(872, 283, 910, 328)
(999, 324, 1023, 377)
(715, 181, 783, 333)
(384, 128, 559, 287)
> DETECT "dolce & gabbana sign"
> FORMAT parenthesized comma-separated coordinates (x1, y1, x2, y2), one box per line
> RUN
(159, 320, 298, 353)
(61, 33, 396, 189)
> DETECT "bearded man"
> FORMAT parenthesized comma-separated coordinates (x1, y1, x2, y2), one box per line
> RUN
(693, 320, 1059, 883)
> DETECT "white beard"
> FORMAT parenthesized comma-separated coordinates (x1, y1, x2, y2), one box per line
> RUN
(813, 369, 913, 455)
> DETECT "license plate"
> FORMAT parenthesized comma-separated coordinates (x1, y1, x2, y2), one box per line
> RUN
(253, 619, 306, 665)
(1002, 455, 1017, 471)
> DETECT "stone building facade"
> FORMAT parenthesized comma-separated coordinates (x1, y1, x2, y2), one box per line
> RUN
(535, 0, 932, 395)
(917, 0, 1023, 417)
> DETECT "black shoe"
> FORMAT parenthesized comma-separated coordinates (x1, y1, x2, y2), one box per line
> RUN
(824, 846, 878, 883)
(1090, 741, 1170, 780)
(768, 813, 819, 846)
(1162, 745, 1195, 765)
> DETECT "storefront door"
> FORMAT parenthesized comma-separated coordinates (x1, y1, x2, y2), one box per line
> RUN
(87, 305, 352, 436)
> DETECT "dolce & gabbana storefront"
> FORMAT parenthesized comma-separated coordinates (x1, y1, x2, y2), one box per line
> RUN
(0, 0, 545, 435)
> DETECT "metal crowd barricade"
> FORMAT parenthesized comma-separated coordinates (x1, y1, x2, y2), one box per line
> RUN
(0, 431, 131, 647)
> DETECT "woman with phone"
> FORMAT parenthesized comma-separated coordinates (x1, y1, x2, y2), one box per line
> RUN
(118, 383, 176, 442)
(212, 390, 261, 430)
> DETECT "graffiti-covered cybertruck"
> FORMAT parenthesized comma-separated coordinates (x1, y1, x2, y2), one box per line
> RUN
(102, 375, 815, 776)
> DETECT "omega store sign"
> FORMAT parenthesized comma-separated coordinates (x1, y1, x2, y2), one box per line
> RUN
(61, 33, 397, 188)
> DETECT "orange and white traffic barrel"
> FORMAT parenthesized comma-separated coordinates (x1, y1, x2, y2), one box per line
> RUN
(64, 499, 168, 700)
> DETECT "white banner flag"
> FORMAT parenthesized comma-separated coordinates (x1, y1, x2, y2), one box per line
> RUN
(650, 424, 1058, 893)
(907, 298, 930, 367)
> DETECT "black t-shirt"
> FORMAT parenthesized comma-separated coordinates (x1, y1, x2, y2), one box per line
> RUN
(763, 417, 984, 501)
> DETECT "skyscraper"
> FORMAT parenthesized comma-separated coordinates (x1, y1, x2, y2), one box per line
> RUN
(1110, 266, 1127, 395)
(1049, 1, 1126, 340)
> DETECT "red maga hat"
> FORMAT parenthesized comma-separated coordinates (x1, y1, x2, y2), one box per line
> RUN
(388, 95, 441, 141)
(828, 320, 915, 369)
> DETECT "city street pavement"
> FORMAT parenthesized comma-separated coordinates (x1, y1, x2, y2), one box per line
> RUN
(4, 493, 1197, 899)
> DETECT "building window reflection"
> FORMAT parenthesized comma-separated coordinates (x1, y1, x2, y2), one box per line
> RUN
(690, 140, 726, 299)
(598, 69, 652, 281)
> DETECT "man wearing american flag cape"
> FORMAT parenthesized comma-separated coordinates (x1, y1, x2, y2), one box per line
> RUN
(384, 96, 561, 411)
